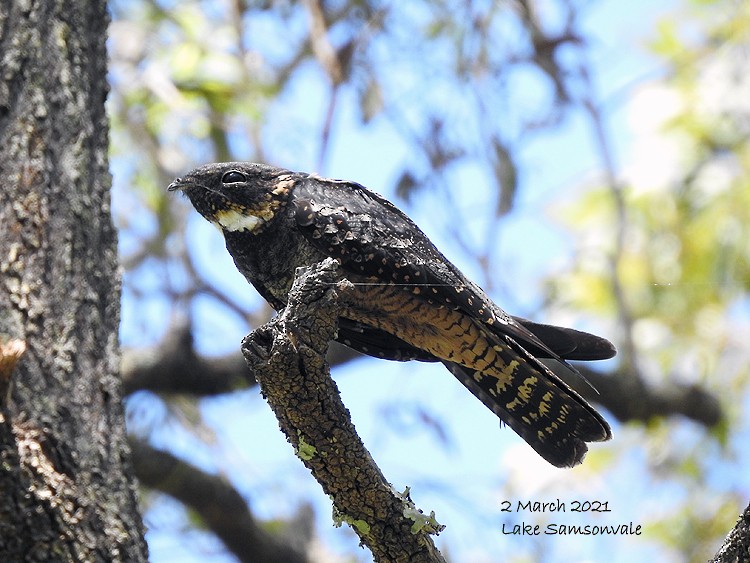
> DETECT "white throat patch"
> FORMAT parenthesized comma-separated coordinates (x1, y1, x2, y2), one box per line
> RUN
(213, 208, 265, 233)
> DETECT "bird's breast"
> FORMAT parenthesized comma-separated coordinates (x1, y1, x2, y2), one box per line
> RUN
(222, 219, 329, 307)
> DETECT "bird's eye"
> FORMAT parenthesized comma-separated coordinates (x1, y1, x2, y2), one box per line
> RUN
(222, 171, 246, 184)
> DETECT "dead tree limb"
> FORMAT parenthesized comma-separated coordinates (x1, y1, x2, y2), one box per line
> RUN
(241, 258, 446, 563)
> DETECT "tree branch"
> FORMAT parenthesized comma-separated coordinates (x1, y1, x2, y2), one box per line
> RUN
(122, 322, 723, 429)
(563, 366, 722, 427)
(711, 501, 750, 563)
(241, 258, 446, 563)
(121, 323, 360, 397)
(121, 326, 248, 396)
(130, 439, 309, 563)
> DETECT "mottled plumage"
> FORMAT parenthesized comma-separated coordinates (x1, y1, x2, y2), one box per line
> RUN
(169, 162, 615, 467)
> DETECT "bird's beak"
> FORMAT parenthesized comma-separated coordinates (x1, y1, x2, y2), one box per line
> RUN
(167, 178, 227, 199)
(167, 178, 187, 192)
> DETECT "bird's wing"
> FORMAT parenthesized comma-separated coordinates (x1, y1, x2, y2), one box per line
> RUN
(292, 176, 615, 362)
(337, 318, 439, 362)
(291, 176, 557, 356)
(511, 317, 616, 361)
(290, 175, 611, 466)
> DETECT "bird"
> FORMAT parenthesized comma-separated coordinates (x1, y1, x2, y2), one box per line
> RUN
(169, 162, 615, 467)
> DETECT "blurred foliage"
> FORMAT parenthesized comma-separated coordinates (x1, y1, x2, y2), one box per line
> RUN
(550, 2, 750, 560)
(108, 0, 750, 561)
(555, 0, 750, 386)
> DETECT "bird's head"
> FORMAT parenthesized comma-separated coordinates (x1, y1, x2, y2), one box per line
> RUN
(168, 162, 297, 234)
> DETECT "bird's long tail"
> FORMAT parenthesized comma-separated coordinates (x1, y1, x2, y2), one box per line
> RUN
(443, 329, 611, 467)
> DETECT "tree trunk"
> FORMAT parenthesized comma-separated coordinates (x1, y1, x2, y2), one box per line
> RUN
(0, 1, 148, 561)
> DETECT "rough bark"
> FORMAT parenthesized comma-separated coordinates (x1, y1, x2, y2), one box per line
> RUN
(242, 258, 446, 563)
(711, 502, 750, 563)
(0, 1, 147, 561)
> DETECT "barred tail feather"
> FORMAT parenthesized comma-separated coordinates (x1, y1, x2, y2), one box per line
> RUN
(443, 335, 611, 467)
